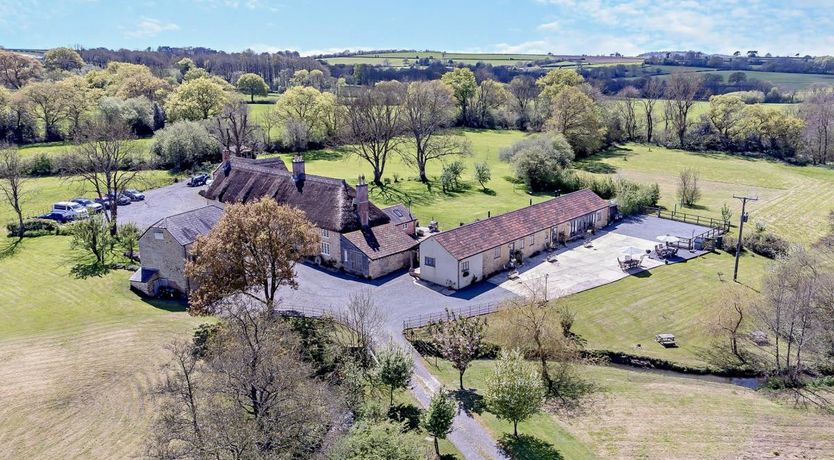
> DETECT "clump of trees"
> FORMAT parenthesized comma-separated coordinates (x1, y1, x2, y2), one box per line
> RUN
(151, 120, 221, 171)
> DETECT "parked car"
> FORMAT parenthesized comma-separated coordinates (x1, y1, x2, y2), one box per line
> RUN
(123, 189, 145, 201)
(52, 201, 89, 220)
(38, 212, 73, 224)
(95, 194, 131, 206)
(187, 174, 209, 187)
(71, 198, 104, 214)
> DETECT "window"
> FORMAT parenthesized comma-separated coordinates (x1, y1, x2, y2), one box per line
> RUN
(529, 235, 535, 246)
(493, 247, 501, 259)
(519, 238, 524, 249)
(321, 228, 329, 239)
(402, 223, 408, 230)
(393, 208, 404, 218)
(596, 210, 602, 223)
(343, 249, 348, 262)
(321, 242, 330, 255)
(154, 231, 164, 240)
(461, 261, 470, 273)
(424, 256, 436, 267)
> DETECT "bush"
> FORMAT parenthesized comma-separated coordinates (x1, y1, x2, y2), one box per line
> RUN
(151, 120, 221, 171)
(721, 235, 739, 254)
(743, 231, 790, 259)
(23, 153, 58, 176)
(440, 160, 465, 193)
(614, 179, 660, 215)
(6, 218, 59, 236)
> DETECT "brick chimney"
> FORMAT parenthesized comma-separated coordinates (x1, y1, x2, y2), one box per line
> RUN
(292, 155, 305, 180)
(222, 148, 231, 163)
(356, 175, 369, 228)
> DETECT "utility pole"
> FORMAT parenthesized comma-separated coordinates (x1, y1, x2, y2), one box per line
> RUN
(732, 194, 758, 282)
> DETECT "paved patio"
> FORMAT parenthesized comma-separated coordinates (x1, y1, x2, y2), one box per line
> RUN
(487, 216, 713, 300)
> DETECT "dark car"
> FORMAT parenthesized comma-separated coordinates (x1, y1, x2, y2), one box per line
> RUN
(95, 194, 132, 206)
(124, 189, 145, 201)
(187, 174, 209, 187)
(38, 212, 73, 223)
(71, 198, 104, 214)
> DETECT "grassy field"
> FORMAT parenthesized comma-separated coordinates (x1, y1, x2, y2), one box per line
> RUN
(0, 236, 205, 459)
(583, 143, 834, 245)
(637, 66, 834, 91)
(321, 52, 641, 68)
(17, 137, 154, 159)
(426, 359, 834, 459)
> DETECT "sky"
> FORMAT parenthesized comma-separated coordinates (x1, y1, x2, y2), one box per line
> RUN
(1, 0, 833, 57)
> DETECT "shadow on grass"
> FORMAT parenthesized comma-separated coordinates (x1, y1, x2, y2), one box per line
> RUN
(388, 403, 421, 431)
(575, 160, 618, 174)
(453, 388, 486, 416)
(0, 237, 23, 260)
(70, 262, 111, 278)
(630, 269, 653, 278)
(142, 297, 189, 313)
(498, 433, 564, 460)
(301, 148, 345, 162)
(479, 188, 497, 196)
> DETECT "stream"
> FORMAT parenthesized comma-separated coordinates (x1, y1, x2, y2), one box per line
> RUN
(608, 363, 766, 389)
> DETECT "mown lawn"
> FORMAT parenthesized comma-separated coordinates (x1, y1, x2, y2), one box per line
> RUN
(426, 359, 834, 460)
(583, 143, 834, 244)
(17, 137, 154, 158)
(0, 236, 204, 458)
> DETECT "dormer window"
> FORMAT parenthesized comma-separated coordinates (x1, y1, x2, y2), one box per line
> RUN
(321, 228, 329, 239)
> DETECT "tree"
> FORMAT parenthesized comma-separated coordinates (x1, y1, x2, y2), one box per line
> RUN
(547, 86, 603, 157)
(329, 421, 428, 460)
(187, 199, 319, 313)
(236, 72, 269, 102)
(536, 68, 584, 104)
(0, 50, 42, 89)
(375, 345, 414, 407)
(640, 77, 663, 143)
(472, 79, 509, 128)
(165, 77, 229, 121)
(439, 160, 465, 193)
(428, 309, 487, 390)
(665, 73, 702, 146)
(676, 168, 701, 207)
(739, 105, 804, 156)
(707, 94, 746, 143)
(117, 222, 140, 261)
(441, 68, 477, 125)
(339, 81, 406, 186)
(99, 95, 155, 136)
(150, 308, 344, 459)
(59, 75, 100, 137)
(69, 215, 114, 264)
(273, 86, 333, 148)
(66, 120, 141, 232)
(151, 120, 221, 171)
(401, 80, 466, 182)
(501, 133, 574, 193)
(712, 285, 750, 364)
(484, 349, 545, 438)
(43, 47, 84, 72)
(616, 86, 641, 140)
(508, 75, 539, 129)
(0, 147, 26, 238)
(421, 389, 456, 458)
(721, 202, 733, 228)
(799, 86, 834, 165)
(337, 289, 385, 367)
(212, 100, 260, 157)
(21, 81, 67, 141)
(473, 161, 491, 191)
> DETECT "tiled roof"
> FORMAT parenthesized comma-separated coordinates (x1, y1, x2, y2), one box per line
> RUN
(147, 205, 225, 246)
(382, 204, 416, 225)
(203, 157, 389, 233)
(343, 224, 419, 260)
(429, 189, 609, 260)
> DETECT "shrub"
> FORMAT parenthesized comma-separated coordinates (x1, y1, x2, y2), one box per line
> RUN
(6, 218, 59, 236)
(743, 231, 789, 259)
(615, 179, 660, 215)
(23, 153, 57, 176)
(150, 120, 221, 171)
(440, 160, 465, 193)
(721, 235, 739, 254)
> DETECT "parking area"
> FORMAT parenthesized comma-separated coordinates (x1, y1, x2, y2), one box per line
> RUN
(120, 181, 217, 230)
(488, 216, 713, 300)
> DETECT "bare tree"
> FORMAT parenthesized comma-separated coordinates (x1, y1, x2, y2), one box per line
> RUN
(472, 79, 508, 128)
(212, 100, 259, 158)
(0, 50, 42, 89)
(259, 105, 281, 148)
(712, 285, 750, 364)
(665, 73, 702, 147)
(508, 75, 539, 129)
(640, 77, 663, 143)
(401, 80, 468, 182)
(66, 119, 141, 232)
(799, 86, 834, 165)
(616, 86, 641, 141)
(0, 147, 26, 238)
(339, 81, 406, 186)
(337, 289, 384, 367)
(21, 81, 67, 141)
(676, 168, 701, 207)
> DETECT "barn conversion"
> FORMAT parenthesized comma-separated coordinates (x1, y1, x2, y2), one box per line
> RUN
(418, 189, 610, 289)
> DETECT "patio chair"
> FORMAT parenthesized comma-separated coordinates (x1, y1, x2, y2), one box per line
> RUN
(617, 257, 626, 271)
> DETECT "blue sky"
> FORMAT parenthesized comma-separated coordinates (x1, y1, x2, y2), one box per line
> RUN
(1, 0, 832, 56)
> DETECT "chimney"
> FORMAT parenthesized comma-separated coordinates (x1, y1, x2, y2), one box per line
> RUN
(356, 175, 369, 228)
(222, 148, 231, 163)
(292, 155, 305, 180)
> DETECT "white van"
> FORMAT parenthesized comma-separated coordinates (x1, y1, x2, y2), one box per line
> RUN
(52, 201, 89, 220)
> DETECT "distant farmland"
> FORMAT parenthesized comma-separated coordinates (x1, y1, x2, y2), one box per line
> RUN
(637, 66, 834, 91)
(320, 51, 642, 68)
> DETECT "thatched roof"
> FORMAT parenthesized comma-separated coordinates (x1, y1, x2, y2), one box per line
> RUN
(204, 157, 389, 232)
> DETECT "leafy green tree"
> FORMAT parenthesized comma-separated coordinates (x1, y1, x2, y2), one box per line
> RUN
(429, 309, 487, 390)
(236, 72, 270, 102)
(536, 68, 584, 103)
(420, 389, 456, 458)
(330, 421, 428, 460)
(69, 215, 115, 264)
(473, 161, 491, 191)
(547, 85, 604, 157)
(117, 222, 140, 261)
(440, 160, 465, 193)
(485, 349, 545, 438)
(165, 77, 229, 121)
(375, 345, 414, 407)
(43, 47, 84, 72)
(441, 68, 477, 125)
(151, 120, 220, 170)
(0, 50, 43, 89)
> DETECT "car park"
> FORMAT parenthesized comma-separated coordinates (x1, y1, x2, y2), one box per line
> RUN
(52, 201, 89, 220)
(124, 189, 145, 201)
(71, 198, 104, 214)
(95, 194, 132, 207)
(187, 174, 209, 187)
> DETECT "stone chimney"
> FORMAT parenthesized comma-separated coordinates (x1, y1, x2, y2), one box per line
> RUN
(356, 175, 369, 228)
(222, 148, 231, 163)
(292, 155, 305, 180)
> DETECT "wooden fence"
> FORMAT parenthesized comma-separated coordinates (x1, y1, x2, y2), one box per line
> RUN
(401, 302, 504, 330)
(647, 207, 731, 232)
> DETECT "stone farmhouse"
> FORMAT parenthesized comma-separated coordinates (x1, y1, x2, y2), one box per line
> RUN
(418, 189, 610, 289)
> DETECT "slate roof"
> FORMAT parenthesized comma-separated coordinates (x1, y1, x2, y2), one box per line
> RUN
(204, 157, 389, 233)
(343, 224, 419, 260)
(146, 205, 225, 246)
(382, 204, 416, 225)
(429, 189, 609, 260)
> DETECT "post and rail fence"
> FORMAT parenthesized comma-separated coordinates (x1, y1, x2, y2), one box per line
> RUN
(646, 206, 731, 233)
(401, 301, 505, 331)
